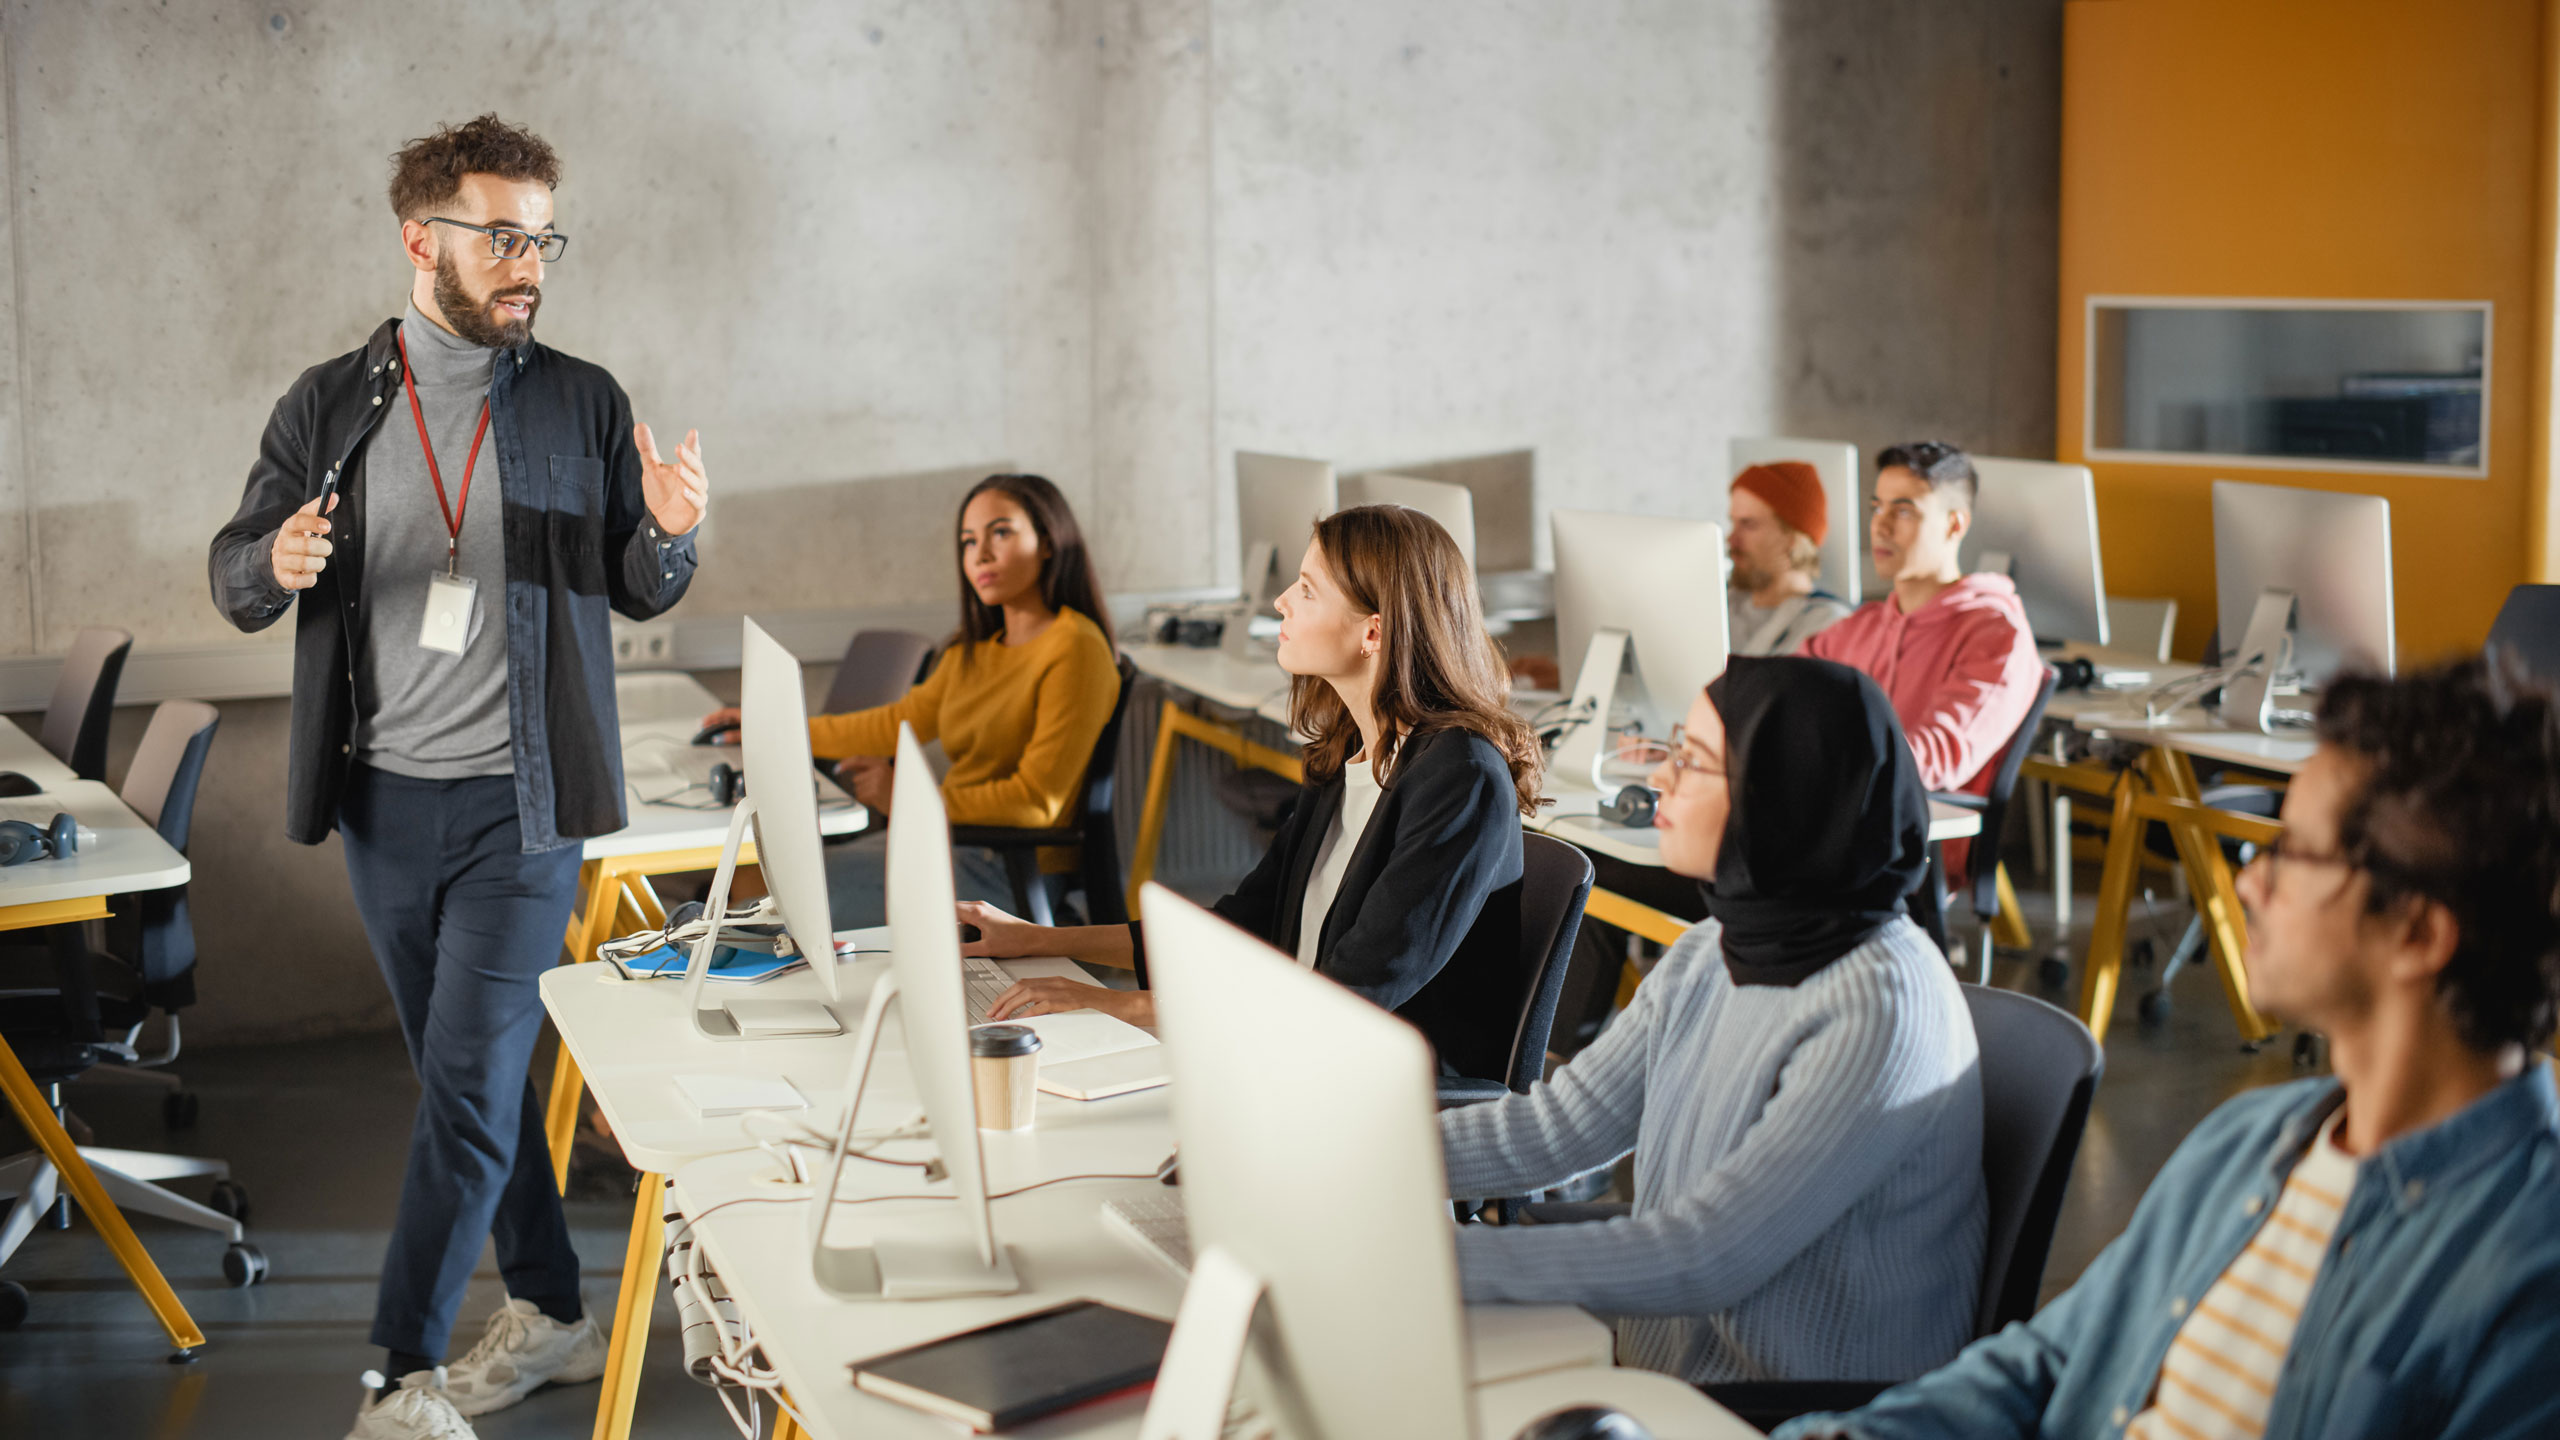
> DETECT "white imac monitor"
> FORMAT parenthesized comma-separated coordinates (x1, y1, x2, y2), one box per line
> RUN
(678, 619, 846, 1039)
(1963, 457, 2111, 648)
(1729, 436, 1862, 607)
(1548, 509, 1729, 790)
(1137, 884, 1473, 1440)
(2211, 479, 2396, 685)
(1340, 472, 1477, 574)
(1235, 452, 1337, 610)
(804, 721, 1018, 1300)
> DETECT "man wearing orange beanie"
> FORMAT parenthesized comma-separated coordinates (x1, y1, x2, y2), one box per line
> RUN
(1727, 461, 1851, 656)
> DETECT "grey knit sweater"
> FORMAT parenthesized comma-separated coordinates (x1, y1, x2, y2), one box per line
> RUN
(1441, 915, 1986, 1386)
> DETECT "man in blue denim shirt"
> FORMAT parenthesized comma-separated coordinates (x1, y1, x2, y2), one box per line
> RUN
(208, 117, 706, 1440)
(1779, 652, 2560, 1440)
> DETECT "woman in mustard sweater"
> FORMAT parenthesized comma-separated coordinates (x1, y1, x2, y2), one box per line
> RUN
(700, 472, 1119, 926)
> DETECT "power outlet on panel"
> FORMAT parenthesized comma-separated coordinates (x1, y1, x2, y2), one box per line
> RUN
(611, 618, 678, 669)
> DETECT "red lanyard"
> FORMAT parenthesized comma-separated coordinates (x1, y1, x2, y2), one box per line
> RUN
(395, 332, 491, 576)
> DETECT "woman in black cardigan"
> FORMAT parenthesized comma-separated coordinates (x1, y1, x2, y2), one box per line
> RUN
(962, 503, 1545, 1080)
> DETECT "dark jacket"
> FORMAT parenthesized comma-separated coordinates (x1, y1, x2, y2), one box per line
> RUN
(1138, 727, 1529, 1080)
(208, 318, 696, 851)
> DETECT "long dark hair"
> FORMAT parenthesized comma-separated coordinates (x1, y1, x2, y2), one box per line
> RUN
(1290, 505, 1543, 816)
(952, 473, 1115, 666)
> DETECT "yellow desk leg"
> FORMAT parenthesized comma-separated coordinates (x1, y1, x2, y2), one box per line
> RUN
(0, 1032, 205, 1356)
(773, 1400, 807, 1440)
(592, 1171, 666, 1440)
(2077, 773, 2145, 1042)
(549, 858, 627, 1193)
(1125, 702, 1306, 920)
(1991, 863, 2034, 952)
(1581, 885, 1694, 1009)
(2146, 751, 2277, 1045)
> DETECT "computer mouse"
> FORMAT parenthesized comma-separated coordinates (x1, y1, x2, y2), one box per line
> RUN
(959, 923, 982, 945)
(1156, 1152, 1180, 1186)
(691, 722, 740, 747)
(1510, 1406, 1655, 1440)
(0, 772, 38, 798)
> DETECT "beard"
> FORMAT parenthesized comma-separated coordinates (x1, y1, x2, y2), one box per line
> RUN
(433, 250, 540, 349)
(1728, 554, 1775, 595)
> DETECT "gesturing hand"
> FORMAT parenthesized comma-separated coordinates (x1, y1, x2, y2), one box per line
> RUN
(635, 422, 706, 536)
(270, 491, 339, 592)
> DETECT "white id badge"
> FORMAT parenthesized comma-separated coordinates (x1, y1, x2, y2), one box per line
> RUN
(420, 572, 477, 655)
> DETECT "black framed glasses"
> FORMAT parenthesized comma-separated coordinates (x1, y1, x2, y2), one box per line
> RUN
(427, 217, 568, 262)
(2254, 833, 2353, 887)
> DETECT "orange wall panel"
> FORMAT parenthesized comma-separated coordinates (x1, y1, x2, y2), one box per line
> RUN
(2059, 0, 2544, 661)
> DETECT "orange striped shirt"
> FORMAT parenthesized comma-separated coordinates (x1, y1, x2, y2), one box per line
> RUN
(2127, 1113, 2358, 1440)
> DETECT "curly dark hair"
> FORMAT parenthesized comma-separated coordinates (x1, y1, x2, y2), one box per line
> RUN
(387, 115, 561, 221)
(2315, 651, 2560, 1053)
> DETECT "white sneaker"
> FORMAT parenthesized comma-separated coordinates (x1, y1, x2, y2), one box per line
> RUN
(442, 1296, 610, 1417)
(346, 1368, 476, 1440)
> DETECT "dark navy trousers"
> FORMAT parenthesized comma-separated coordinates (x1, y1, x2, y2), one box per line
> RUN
(339, 764, 584, 1359)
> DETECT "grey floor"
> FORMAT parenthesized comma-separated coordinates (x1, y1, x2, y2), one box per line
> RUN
(0, 868, 2312, 1438)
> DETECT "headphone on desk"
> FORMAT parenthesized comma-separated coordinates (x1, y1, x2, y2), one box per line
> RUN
(1596, 784, 1659, 828)
(708, 761, 745, 807)
(0, 812, 78, 867)
(2053, 655, 2100, 692)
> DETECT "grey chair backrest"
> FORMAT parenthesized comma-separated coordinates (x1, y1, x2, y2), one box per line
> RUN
(1962, 983, 2104, 1336)
(40, 627, 133, 781)
(820, 629, 937, 715)
(2487, 584, 2560, 684)
(122, 701, 221, 843)
(1508, 833, 1595, 1093)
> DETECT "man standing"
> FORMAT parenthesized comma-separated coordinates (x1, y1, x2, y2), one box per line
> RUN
(1776, 653, 2560, 1440)
(1725, 461, 1851, 656)
(209, 116, 706, 1440)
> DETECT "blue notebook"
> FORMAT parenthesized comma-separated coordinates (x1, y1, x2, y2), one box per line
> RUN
(610, 942, 805, 985)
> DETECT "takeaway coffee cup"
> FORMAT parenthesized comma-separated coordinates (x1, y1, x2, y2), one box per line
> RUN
(969, 1024, 1043, 1131)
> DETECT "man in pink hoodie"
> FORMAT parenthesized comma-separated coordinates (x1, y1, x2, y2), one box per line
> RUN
(1804, 441, 2044, 880)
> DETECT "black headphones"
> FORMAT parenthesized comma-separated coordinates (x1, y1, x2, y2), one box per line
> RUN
(1596, 784, 1658, 828)
(708, 761, 745, 807)
(0, 812, 78, 867)
(2053, 655, 2100, 692)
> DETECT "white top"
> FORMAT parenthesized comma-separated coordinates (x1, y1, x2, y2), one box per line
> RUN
(2128, 1112, 2360, 1440)
(1297, 754, 1383, 965)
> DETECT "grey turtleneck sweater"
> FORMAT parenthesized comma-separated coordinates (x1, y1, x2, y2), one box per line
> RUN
(351, 303, 512, 778)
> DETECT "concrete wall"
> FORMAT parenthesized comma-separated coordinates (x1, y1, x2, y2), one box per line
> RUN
(6, 0, 2059, 1043)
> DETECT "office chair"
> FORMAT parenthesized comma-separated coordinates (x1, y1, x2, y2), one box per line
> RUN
(2486, 583, 2560, 683)
(1931, 665, 2059, 983)
(1440, 833, 1594, 1223)
(38, 627, 133, 782)
(1439, 832, 1593, 1106)
(818, 628, 937, 715)
(1520, 985, 2102, 1433)
(0, 702, 263, 1322)
(949, 656, 1137, 927)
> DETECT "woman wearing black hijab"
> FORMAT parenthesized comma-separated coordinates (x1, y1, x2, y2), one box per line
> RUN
(1437, 657, 1987, 1389)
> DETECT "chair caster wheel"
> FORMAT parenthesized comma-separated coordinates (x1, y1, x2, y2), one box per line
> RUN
(162, 1090, 199, 1128)
(222, 1242, 268, 1287)
(208, 1179, 249, 1221)
(0, 1279, 28, 1330)
(2128, 938, 2155, 970)
(2036, 955, 2070, 989)
(2292, 1033, 2327, 1070)
(2138, 990, 2172, 1026)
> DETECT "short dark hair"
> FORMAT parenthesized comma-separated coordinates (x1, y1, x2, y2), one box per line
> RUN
(2315, 652, 2560, 1053)
(1876, 441, 1977, 512)
(387, 115, 561, 221)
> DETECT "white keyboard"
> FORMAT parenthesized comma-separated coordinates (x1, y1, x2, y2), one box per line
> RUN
(1101, 1191, 1190, 1276)
(962, 953, 1014, 1025)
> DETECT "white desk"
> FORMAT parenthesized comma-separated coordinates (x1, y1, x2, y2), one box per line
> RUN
(2074, 717, 2312, 777)
(1125, 642, 1293, 721)
(0, 716, 77, 790)
(0, 781, 190, 909)
(0, 775, 205, 1360)
(1534, 785, 1981, 869)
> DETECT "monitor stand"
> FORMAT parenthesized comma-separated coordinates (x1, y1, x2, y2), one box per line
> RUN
(1549, 627, 1630, 794)
(1141, 1244, 1271, 1440)
(1222, 540, 1282, 661)
(681, 797, 842, 1041)
(2219, 587, 2297, 735)
(806, 968, 1021, 1301)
